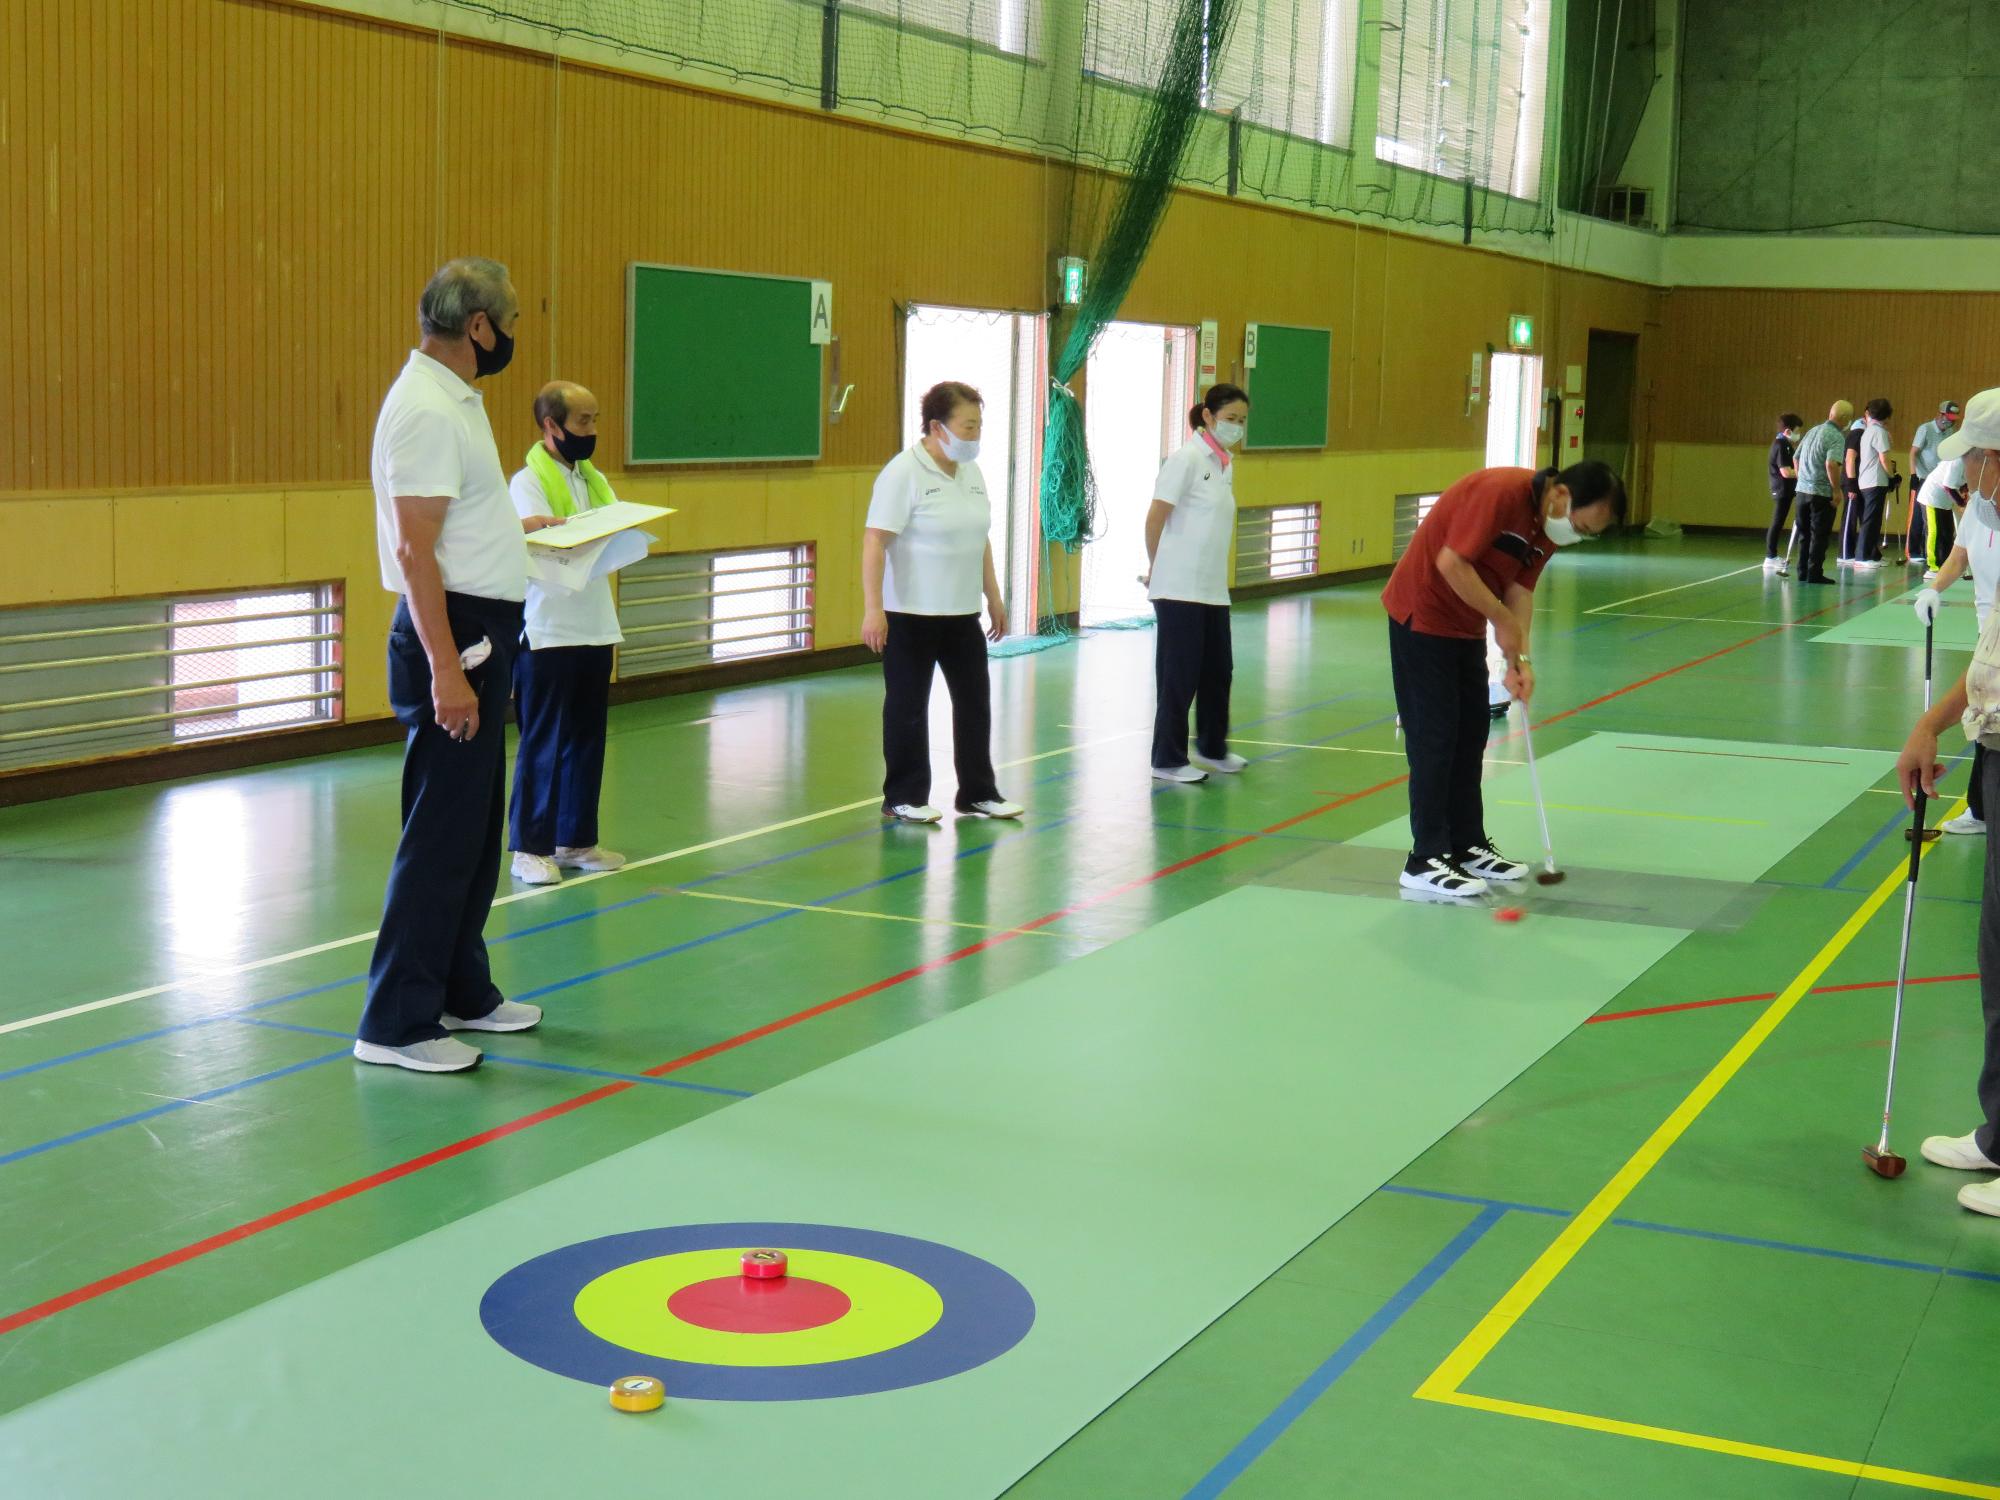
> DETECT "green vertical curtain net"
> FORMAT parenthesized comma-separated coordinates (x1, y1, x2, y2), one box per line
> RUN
(1036, 0, 1241, 641)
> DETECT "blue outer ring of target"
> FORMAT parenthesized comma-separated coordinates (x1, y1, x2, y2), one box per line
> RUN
(478, 1221, 1036, 1400)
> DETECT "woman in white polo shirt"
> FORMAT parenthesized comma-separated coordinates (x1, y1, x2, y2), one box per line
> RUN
(861, 381, 1021, 824)
(1148, 382, 1249, 783)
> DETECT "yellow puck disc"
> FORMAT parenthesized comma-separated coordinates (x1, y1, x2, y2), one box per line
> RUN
(608, 1375, 665, 1413)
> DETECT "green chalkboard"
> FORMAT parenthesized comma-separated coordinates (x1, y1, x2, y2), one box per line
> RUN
(626, 263, 824, 464)
(1243, 323, 1331, 451)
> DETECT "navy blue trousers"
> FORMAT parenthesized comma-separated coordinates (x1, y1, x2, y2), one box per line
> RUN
(358, 593, 523, 1048)
(509, 644, 614, 856)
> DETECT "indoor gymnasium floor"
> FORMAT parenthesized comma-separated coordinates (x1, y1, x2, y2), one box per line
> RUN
(4, 535, 1999, 1498)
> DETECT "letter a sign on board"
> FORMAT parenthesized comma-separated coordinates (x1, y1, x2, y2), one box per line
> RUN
(809, 281, 833, 345)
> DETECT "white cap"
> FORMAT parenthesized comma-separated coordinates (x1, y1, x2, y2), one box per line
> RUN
(1938, 389, 2000, 459)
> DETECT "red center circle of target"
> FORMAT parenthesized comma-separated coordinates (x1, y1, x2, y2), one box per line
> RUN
(665, 1275, 852, 1335)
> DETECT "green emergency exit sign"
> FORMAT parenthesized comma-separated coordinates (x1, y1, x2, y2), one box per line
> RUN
(1507, 313, 1534, 349)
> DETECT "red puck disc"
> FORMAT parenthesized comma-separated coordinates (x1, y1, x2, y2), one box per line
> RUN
(1494, 906, 1525, 923)
(740, 1248, 789, 1280)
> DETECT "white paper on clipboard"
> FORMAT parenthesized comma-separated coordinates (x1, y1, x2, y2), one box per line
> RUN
(524, 499, 673, 550)
(528, 529, 657, 593)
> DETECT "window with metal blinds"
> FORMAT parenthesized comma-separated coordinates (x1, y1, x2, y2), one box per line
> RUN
(1081, 0, 1176, 87)
(841, 0, 1040, 56)
(1374, 0, 1550, 199)
(1087, 1, 1357, 149)
(1209, 1, 1358, 149)
(0, 585, 344, 774)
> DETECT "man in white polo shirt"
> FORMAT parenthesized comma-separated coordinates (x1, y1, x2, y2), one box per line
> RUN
(357, 258, 541, 1075)
(1851, 398, 1897, 569)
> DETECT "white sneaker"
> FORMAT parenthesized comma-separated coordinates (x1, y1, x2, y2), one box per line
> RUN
(352, 1036, 482, 1073)
(1152, 764, 1208, 784)
(1924, 569, 1942, 583)
(1398, 857, 1488, 899)
(958, 799, 1024, 819)
(1460, 842, 1528, 883)
(1191, 751, 1248, 775)
(1854, 559, 1882, 572)
(443, 1000, 543, 1034)
(555, 845, 626, 872)
(1942, 812, 1987, 836)
(1960, 1178, 2000, 1217)
(1762, 557, 1783, 572)
(1921, 1131, 2000, 1172)
(512, 852, 563, 885)
(885, 803, 943, 823)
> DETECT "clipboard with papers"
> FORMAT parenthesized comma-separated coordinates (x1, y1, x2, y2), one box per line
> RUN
(524, 500, 674, 593)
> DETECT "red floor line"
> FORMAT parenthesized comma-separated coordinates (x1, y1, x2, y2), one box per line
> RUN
(1536, 591, 1859, 732)
(0, 609, 1861, 1340)
(1588, 972, 1979, 1024)
(0, 1082, 630, 1340)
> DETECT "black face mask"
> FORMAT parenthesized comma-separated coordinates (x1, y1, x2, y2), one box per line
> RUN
(553, 427, 596, 465)
(472, 316, 515, 379)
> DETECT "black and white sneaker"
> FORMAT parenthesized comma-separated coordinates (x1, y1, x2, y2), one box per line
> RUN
(1398, 856, 1489, 899)
(1460, 843, 1528, 883)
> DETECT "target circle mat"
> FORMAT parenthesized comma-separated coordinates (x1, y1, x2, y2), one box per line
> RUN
(480, 1222, 1036, 1400)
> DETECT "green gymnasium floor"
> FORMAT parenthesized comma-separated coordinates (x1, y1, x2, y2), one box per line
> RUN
(4, 536, 2000, 1498)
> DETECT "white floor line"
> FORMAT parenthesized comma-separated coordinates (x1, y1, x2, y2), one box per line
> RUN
(1585, 564, 1764, 615)
(1572, 610, 1784, 625)
(0, 732, 1139, 1040)
(1229, 737, 1524, 765)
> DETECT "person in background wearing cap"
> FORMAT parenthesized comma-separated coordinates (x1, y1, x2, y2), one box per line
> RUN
(1895, 386, 2000, 1216)
(1913, 453, 1981, 835)
(1793, 401, 1852, 585)
(1380, 459, 1626, 899)
(1847, 398, 1897, 569)
(1911, 400, 1964, 574)
(1763, 412, 1802, 574)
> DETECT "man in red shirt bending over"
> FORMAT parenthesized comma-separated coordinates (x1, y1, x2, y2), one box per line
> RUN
(1381, 460, 1626, 898)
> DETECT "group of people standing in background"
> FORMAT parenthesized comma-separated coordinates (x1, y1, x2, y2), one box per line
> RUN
(1764, 398, 1962, 583)
(362, 259, 1261, 1073)
(861, 379, 1256, 823)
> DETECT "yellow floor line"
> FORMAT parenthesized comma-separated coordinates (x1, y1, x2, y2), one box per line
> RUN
(667, 886, 1055, 937)
(1430, 1392, 2000, 1500)
(1415, 795, 1973, 1496)
(1493, 799, 1764, 827)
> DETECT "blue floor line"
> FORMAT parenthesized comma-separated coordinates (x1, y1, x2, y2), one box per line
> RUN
(0, 1049, 349, 1169)
(1379, 1182, 1569, 1218)
(1181, 1205, 1509, 1498)
(1823, 753, 1967, 891)
(1190, 1177, 1999, 1492)
(0, 1016, 228, 1085)
(1614, 1216, 2000, 1285)
(1382, 1181, 1989, 1283)
(233, 1018, 752, 1098)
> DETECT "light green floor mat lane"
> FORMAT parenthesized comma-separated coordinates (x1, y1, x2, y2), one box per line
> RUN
(0, 888, 1680, 1500)
(1348, 733, 1898, 883)
(1810, 587, 1978, 651)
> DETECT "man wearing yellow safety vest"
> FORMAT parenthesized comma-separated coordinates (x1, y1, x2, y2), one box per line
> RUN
(506, 381, 628, 886)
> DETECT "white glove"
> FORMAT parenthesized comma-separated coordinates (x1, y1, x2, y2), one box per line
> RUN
(1914, 587, 1941, 625)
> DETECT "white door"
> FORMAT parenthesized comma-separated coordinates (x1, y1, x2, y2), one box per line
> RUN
(1080, 322, 1198, 627)
(901, 305, 1046, 628)
(1485, 352, 1544, 469)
